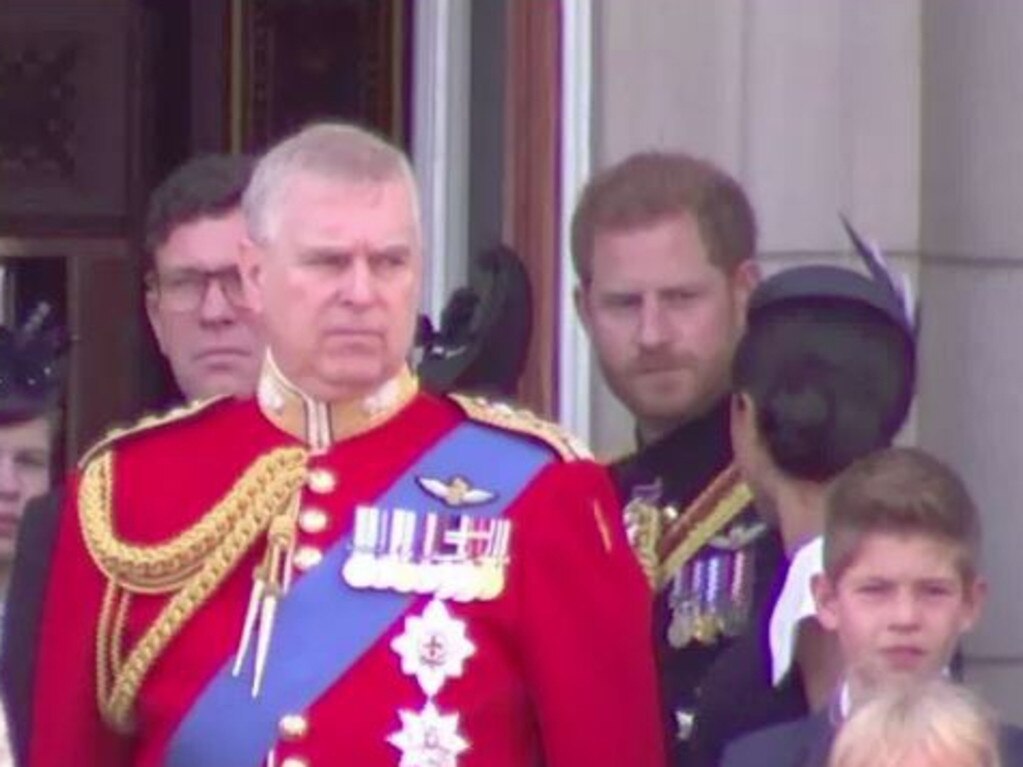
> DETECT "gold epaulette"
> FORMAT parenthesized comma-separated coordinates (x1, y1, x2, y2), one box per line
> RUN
(655, 464, 753, 590)
(80, 444, 309, 732)
(623, 498, 662, 589)
(450, 393, 592, 461)
(78, 396, 229, 468)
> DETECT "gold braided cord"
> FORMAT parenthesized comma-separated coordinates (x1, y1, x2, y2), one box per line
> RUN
(80, 448, 307, 593)
(86, 447, 309, 732)
(110, 589, 132, 677)
(658, 465, 743, 556)
(655, 482, 754, 591)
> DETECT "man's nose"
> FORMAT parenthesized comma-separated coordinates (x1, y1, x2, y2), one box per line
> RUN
(890, 589, 923, 629)
(0, 458, 20, 497)
(198, 277, 237, 323)
(342, 258, 375, 306)
(637, 298, 669, 348)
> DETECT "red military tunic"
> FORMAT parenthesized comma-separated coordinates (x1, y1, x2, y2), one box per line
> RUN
(30, 366, 665, 767)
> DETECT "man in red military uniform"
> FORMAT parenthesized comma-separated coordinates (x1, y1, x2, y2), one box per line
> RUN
(30, 122, 665, 767)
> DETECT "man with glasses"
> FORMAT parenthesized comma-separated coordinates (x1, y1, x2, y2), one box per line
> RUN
(144, 154, 265, 401)
(0, 154, 263, 765)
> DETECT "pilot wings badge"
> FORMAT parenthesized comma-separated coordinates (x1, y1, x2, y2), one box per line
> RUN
(417, 475, 497, 508)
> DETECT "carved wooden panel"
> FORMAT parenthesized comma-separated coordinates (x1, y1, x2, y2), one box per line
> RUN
(0, 5, 134, 233)
(236, 0, 409, 152)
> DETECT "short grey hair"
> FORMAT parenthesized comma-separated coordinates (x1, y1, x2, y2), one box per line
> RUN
(243, 122, 419, 245)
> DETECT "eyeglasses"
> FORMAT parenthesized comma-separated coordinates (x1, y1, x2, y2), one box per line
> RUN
(146, 267, 246, 313)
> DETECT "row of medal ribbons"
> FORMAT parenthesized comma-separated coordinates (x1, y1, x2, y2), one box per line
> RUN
(342, 505, 512, 603)
(666, 548, 754, 649)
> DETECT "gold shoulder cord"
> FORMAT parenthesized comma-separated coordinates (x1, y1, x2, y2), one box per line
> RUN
(450, 393, 592, 461)
(656, 471, 753, 591)
(80, 445, 309, 732)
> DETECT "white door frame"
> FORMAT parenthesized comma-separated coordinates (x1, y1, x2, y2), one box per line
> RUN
(412, 0, 471, 323)
(557, 0, 594, 441)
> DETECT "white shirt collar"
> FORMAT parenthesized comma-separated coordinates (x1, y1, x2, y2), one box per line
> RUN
(769, 535, 824, 686)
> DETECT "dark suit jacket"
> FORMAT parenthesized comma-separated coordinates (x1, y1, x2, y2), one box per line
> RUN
(610, 399, 786, 766)
(722, 709, 1023, 767)
(722, 711, 832, 767)
(1, 489, 64, 767)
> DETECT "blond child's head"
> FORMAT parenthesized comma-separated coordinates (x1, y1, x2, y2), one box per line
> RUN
(829, 679, 1000, 767)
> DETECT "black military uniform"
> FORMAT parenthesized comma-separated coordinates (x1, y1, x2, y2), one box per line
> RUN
(685, 553, 808, 767)
(611, 398, 785, 767)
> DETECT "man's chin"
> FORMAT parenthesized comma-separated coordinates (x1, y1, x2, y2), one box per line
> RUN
(614, 373, 712, 414)
(628, 393, 705, 426)
(321, 335, 384, 357)
(317, 361, 394, 395)
(871, 660, 939, 690)
(191, 368, 256, 399)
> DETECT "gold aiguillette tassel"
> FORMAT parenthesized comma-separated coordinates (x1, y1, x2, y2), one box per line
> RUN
(232, 504, 299, 698)
(251, 513, 296, 697)
(232, 564, 267, 677)
(252, 581, 281, 697)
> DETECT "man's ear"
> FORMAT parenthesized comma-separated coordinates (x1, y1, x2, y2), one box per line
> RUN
(961, 575, 989, 633)
(812, 572, 840, 632)
(732, 258, 760, 319)
(145, 287, 168, 355)
(238, 237, 265, 314)
(736, 257, 761, 290)
(574, 284, 592, 334)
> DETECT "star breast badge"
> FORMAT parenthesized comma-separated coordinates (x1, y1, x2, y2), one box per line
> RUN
(388, 701, 470, 767)
(391, 598, 477, 697)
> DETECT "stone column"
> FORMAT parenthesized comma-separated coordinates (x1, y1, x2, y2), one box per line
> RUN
(918, 0, 1023, 724)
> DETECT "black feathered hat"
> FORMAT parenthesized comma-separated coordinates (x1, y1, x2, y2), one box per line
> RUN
(0, 303, 69, 425)
(749, 216, 917, 339)
(416, 244, 532, 397)
(739, 218, 918, 462)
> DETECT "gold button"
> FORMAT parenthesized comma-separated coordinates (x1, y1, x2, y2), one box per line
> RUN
(299, 508, 329, 534)
(281, 757, 310, 767)
(278, 713, 310, 741)
(307, 468, 337, 494)
(293, 546, 323, 571)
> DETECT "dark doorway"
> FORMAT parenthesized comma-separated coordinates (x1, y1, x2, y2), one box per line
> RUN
(0, 0, 414, 459)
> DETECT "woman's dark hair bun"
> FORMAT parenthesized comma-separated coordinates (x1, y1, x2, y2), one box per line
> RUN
(758, 359, 886, 481)
(733, 300, 913, 481)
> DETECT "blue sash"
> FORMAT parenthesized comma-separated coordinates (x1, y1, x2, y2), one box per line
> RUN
(165, 421, 553, 767)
